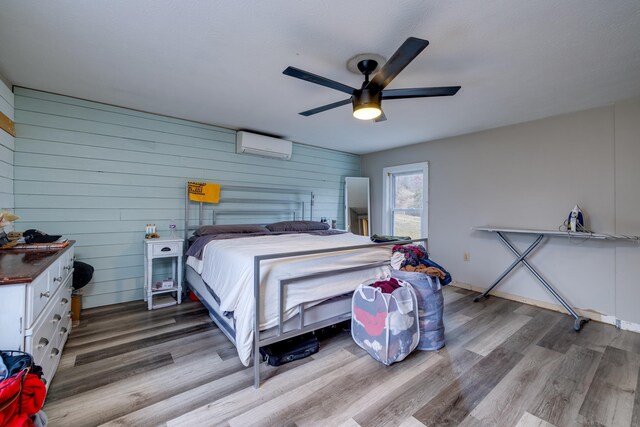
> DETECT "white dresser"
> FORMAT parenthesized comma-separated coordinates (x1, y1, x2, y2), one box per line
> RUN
(0, 243, 75, 386)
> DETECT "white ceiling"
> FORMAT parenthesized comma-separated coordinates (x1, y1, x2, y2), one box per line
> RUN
(0, 1, 639, 154)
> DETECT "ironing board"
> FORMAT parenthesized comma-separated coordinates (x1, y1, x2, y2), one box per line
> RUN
(471, 226, 615, 331)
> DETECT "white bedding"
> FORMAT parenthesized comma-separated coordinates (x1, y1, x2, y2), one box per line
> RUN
(186, 232, 391, 365)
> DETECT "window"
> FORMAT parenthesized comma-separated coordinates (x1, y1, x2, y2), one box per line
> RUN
(383, 162, 428, 238)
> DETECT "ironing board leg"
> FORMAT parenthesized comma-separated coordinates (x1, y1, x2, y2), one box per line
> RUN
(473, 233, 544, 302)
(480, 232, 590, 331)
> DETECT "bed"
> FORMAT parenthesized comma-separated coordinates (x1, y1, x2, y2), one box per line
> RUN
(183, 183, 425, 387)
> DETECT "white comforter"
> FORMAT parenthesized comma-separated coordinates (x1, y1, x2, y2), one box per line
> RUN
(186, 233, 391, 365)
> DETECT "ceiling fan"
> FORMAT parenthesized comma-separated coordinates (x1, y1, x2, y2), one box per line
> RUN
(283, 37, 461, 122)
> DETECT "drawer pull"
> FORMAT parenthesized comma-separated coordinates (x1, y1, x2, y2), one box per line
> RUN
(52, 314, 62, 323)
(40, 291, 51, 298)
(68, 286, 73, 292)
(61, 298, 69, 305)
(60, 327, 68, 335)
(161, 247, 171, 252)
(64, 265, 72, 271)
(50, 348, 60, 358)
(54, 276, 63, 282)
(67, 310, 72, 319)
(37, 337, 49, 349)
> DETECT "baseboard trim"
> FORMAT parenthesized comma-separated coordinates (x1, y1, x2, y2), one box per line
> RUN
(450, 281, 640, 333)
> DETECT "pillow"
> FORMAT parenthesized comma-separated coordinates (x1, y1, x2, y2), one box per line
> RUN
(265, 220, 330, 232)
(194, 224, 270, 236)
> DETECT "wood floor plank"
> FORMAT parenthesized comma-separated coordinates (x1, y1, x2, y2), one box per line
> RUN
(537, 316, 616, 354)
(297, 353, 443, 426)
(457, 297, 522, 321)
(46, 352, 174, 402)
(225, 355, 380, 427)
(443, 311, 473, 331)
(633, 360, 640, 427)
(466, 345, 563, 427)
(499, 309, 563, 355)
(63, 317, 177, 346)
(412, 346, 524, 426)
(73, 322, 216, 365)
(66, 314, 210, 353)
(397, 417, 427, 427)
(336, 418, 363, 427)
(610, 328, 640, 355)
(225, 351, 439, 427)
(529, 344, 602, 426)
(442, 288, 470, 304)
(71, 303, 207, 338)
(104, 356, 312, 426)
(465, 312, 532, 356)
(353, 347, 482, 427)
(578, 346, 640, 426)
(515, 412, 557, 427)
(46, 352, 235, 426)
(165, 349, 358, 427)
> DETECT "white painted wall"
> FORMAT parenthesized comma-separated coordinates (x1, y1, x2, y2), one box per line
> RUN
(0, 78, 14, 211)
(362, 98, 640, 326)
(13, 88, 360, 308)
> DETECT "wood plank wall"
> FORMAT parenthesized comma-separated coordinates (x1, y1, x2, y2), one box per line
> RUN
(0, 80, 14, 211)
(13, 88, 360, 308)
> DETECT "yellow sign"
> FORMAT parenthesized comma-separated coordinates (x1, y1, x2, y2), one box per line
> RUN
(188, 182, 221, 203)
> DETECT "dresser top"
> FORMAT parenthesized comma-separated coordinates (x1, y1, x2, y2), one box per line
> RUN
(0, 242, 75, 285)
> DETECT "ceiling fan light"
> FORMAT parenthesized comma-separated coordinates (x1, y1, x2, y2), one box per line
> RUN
(352, 89, 382, 120)
(353, 106, 382, 120)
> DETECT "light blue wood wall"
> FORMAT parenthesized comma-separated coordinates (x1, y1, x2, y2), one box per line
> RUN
(0, 80, 14, 211)
(13, 88, 360, 308)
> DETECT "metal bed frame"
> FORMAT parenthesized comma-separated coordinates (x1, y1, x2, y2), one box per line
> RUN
(184, 182, 427, 388)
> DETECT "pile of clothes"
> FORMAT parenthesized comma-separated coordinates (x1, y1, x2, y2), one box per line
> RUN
(389, 244, 450, 351)
(390, 244, 451, 285)
(0, 351, 47, 427)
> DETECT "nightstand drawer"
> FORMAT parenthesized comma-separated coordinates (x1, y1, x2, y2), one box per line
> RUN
(151, 241, 181, 257)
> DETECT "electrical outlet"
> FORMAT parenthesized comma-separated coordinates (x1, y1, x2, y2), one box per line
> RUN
(464, 252, 470, 262)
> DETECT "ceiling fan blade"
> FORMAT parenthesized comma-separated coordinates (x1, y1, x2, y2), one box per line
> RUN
(374, 110, 387, 123)
(299, 98, 352, 116)
(366, 37, 430, 92)
(283, 67, 356, 95)
(382, 86, 461, 100)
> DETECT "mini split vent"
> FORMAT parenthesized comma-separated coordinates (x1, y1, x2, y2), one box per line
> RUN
(236, 131, 292, 160)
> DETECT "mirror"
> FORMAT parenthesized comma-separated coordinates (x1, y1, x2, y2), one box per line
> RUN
(345, 177, 370, 236)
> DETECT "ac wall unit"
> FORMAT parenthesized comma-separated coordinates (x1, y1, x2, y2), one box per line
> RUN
(236, 131, 292, 160)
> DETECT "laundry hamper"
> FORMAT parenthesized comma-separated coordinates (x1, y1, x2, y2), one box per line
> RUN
(391, 270, 445, 350)
(0, 351, 39, 426)
(351, 278, 419, 365)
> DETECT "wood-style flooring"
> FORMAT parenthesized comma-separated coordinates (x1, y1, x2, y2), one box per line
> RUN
(44, 287, 640, 426)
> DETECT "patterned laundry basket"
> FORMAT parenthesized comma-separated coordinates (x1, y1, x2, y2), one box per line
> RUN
(351, 278, 419, 365)
(391, 270, 445, 350)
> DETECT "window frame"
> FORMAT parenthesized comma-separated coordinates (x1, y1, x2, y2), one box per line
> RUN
(382, 162, 429, 238)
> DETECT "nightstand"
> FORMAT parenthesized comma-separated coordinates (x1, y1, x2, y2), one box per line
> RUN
(143, 238, 184, 310)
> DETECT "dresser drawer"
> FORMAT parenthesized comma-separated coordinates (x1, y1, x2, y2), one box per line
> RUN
(151, 241, 181, 257)
(60, 247, 75, 282)
(25, 298, 60, 367)
(27, 272, 51, 328)
(48, 257, 65, 296)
